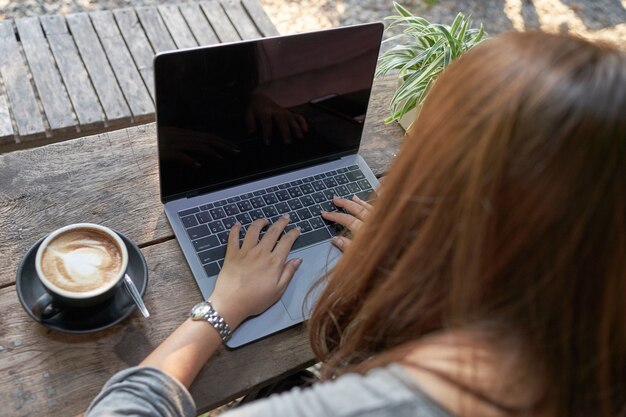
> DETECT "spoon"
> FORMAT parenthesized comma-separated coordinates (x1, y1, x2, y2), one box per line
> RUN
(123, 274, 150, 318)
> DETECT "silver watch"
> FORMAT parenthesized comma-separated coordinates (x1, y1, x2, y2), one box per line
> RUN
(190, 301, 233, 343)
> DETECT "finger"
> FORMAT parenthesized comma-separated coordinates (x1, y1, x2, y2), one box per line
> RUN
(241, 218, 268, 251)
(274, 113, 291, 144)
(272, 226, 301, 258)
(352, 194, 374, 211)
(296, 114, 308, 134)
(331, 235, 352, 252)
(225, 222, 242, 259)
(258, 214, 290, 250)
(287, 117, 303, 139)
(333, 196, 370, 221)
(321, 210, 363, 233)
(278, 257, 303, 288)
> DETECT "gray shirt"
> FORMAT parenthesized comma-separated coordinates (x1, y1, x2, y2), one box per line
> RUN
(86, 364, 455, 417)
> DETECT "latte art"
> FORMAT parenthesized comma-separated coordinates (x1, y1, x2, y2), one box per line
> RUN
(40, 229, 123, 293)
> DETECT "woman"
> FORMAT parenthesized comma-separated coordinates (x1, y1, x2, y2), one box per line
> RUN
(86, 31, 626, 417)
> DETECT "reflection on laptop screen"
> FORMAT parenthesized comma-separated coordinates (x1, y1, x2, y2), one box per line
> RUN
(156, 24, 383, 202)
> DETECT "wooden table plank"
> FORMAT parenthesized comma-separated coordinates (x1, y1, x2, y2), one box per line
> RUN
(0, 238, 314, 417)
(0, 88, 14, 142)
(113, 8, 157, 101)
(200, 0, 241, 43)
(40, 15, 104, 131)
(242, 0, 280, 37)
(135, 6, 177, 53)
(15, 17, 76, 134)
(158, 4, 199, 49)
(66, 13, 132, 126)
(179, 2, 220, 46)
(220, 0, 263, 40)
(0, 21, 46, 140)
(90, 11, 154, 122)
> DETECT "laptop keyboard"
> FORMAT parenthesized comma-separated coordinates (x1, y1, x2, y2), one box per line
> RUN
(177, 165, 376, 278)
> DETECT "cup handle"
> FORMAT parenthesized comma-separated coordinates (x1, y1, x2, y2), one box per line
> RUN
(31, 293, 62, 320)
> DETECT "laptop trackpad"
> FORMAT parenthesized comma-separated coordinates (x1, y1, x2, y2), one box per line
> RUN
(281, 241, 341, 321)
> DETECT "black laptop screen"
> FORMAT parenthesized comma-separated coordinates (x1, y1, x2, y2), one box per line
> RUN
(156, 24, 383, 202)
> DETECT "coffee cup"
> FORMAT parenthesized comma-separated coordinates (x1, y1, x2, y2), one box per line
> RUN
(32, 223, 129, 316)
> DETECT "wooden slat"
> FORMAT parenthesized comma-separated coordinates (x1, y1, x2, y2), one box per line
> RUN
(135, 6, 177, 53)
(66, 13, 132, 126)
(179, 2, 220, 46)
(220, 0, 262, 40)
(90, 11, 154, 121)
(158, 4, 198, 49)
(15, 17, 76, 133)
(200, 0, 241, 43)
(0, 21, 46, 140)
(242, 0, 280, 37)
(113, 8, 156, 101)
(0, 85, 14, 142)
(40, 15, 104, 130)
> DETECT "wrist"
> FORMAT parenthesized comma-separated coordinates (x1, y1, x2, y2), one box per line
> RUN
(207, 296, 247, 330)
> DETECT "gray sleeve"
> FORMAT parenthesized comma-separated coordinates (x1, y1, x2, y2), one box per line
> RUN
(85, 366, 196, 417)
(221, 365, 454, 417)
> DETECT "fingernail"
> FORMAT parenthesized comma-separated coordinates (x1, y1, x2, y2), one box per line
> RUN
(352, 195, 361, 202)
(235, 221, 241, 226)
(296, 226, 302, 232)
(282, 213, 290, 219)
(294, 258, 303, 268)
(332, 236, 343, 247)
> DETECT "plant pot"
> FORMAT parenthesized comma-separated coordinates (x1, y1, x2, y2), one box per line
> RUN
(397, 106, 417, 132)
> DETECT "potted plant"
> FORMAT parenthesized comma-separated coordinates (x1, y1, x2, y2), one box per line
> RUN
(376, 2, 487, 131)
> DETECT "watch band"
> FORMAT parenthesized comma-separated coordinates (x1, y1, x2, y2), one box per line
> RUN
(190, 300, 233, 343)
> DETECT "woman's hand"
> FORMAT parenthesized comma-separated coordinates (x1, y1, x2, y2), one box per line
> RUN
(208, 215, 302, 328)
(321, 195, 373, 251)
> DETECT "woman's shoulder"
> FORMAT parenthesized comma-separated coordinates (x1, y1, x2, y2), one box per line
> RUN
(399, 329, 550, 417)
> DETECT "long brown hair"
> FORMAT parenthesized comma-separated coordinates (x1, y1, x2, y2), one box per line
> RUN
(308, 31, 626, 416)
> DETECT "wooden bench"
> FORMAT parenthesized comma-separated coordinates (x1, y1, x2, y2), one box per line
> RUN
(0, 0, 278, 153)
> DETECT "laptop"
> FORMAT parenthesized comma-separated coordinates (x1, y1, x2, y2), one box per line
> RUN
(155, 23, 383, 348)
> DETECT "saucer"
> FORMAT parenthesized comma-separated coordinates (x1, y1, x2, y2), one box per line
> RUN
(16, 231, 148, 334)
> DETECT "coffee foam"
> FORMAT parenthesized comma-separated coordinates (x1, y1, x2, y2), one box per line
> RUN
(40, 229, 123, 293)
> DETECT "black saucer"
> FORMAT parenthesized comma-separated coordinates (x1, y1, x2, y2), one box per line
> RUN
(16, 231, 148, 334)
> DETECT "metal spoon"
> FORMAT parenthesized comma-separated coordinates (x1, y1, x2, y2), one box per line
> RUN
(123, 274, 150, 318)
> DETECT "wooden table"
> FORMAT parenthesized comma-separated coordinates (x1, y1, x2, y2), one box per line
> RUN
(0, 0, 277, 153)
(0, 77, 404, 416)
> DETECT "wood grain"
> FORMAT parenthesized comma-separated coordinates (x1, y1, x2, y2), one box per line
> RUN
(200, 0, 241, 43)
(15, 17, 76, 134)
(220, 0, 262, 40)
(66, 13, 132, 126)
(158, 4, 198, 49)
(40, 15, 104, 131)
(135, 6, 177, 53)
(0, 239, 314, 416)
(0, 88, 14, 142)
(242, 0, 280, 37)
(0, 21, 46, 140)
(179, 2, 220, 46)
(113, 8, 157, 101)
(90, 11, 154, 121)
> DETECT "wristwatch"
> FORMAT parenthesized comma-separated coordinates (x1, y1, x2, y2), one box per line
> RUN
(190, 300, 233, 343)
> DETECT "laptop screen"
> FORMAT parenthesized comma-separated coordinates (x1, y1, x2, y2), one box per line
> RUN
(156, 23, 383, 202)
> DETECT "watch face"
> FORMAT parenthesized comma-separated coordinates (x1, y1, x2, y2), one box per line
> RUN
(192, 302, 211, 319)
